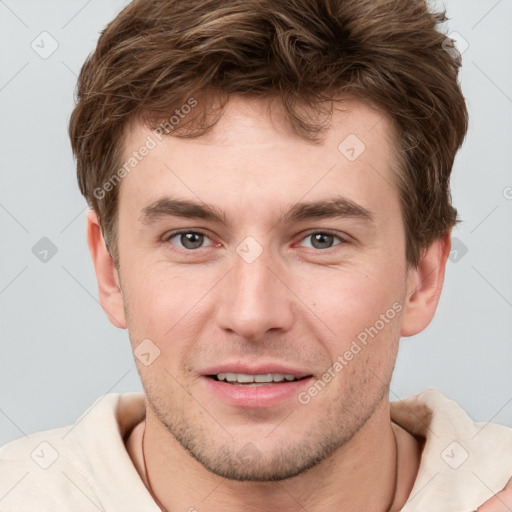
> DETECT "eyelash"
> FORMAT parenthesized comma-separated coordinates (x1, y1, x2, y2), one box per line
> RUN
(162, 229, 349, 252)
(299, 230, 350, 250)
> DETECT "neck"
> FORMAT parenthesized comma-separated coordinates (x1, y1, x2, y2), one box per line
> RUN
(126, 398, 421, 512)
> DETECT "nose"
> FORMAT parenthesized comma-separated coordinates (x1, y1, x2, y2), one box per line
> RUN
(215, 241, 295, 341)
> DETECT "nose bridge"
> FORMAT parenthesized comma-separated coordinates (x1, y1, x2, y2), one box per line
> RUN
(216, 238, 293, 339)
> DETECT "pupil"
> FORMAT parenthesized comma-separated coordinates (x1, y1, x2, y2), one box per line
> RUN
(181, 232, 203, 249)
(312, 233, 333, 249)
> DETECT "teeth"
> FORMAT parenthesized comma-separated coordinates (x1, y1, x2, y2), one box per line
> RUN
(254, 374, 274, 383)
(216, 373, 299, 383)
(236, 374, 254, 383)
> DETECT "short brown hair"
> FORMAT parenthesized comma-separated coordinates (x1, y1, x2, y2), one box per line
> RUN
(69, 0, 468, 267)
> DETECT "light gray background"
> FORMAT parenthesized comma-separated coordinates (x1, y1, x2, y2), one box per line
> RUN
(1, 0, 511, 446)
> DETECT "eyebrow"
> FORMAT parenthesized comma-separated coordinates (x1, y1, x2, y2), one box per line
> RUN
(139, 196, 373, 226)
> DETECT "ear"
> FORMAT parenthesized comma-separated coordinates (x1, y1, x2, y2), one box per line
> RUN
(86, 209, 127, 329)
(400, 232, 451, 337)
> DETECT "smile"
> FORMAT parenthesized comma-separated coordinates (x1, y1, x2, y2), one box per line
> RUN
(211, 373, 305, 385)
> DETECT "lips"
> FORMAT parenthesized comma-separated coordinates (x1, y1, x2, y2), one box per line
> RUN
(213, 372, 302, 384)
(202, 364, 312, 383)
(200, 364, 314, 408)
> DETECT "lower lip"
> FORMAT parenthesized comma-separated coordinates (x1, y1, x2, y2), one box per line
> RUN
(201, 376, 313, 409)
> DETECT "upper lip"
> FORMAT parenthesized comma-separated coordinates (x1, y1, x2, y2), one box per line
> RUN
(201, 363, 312, 379)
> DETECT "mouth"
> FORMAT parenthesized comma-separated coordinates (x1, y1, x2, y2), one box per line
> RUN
(201, 368, 314, 408)
(207, 373, 311, 386)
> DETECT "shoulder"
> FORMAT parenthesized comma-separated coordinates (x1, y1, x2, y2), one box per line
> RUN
(393, 388, 512, 512)
(0, 426, 100, 511)
(392, 388, 512, 445)
(0, 392, 146, 511)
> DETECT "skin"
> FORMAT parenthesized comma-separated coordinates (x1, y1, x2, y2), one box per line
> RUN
(478, 479, 512, 512)
(87, 96, 453, 511)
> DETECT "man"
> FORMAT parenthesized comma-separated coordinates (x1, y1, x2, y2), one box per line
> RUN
(1, 0, 511, 510)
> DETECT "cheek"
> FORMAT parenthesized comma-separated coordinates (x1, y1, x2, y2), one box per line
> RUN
(298, 261, 406, 345)
(121, 262, 216, 345)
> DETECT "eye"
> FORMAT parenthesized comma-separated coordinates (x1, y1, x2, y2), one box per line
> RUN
(298, 231, 346, 250)
(165, 230, 213, 250)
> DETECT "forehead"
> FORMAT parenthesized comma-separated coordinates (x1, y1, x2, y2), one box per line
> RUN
(118, 96, 399, 225)
(125, 95, 394, 155)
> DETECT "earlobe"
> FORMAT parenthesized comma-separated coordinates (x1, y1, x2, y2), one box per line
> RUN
(400, 233, 451, 337)
(86, 209, 127, 329)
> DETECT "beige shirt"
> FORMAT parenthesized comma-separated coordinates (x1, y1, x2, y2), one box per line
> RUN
(1, 389, 511, 511)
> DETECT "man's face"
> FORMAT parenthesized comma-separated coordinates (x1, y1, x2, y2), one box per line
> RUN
(115, 96, 411, 480)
